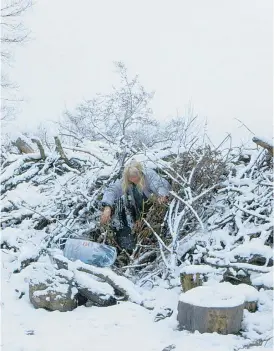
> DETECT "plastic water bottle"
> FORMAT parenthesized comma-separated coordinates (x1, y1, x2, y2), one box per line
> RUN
(63, 238, 117, 267)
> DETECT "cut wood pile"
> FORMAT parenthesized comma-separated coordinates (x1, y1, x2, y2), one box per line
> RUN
(1, 134, 273, 318)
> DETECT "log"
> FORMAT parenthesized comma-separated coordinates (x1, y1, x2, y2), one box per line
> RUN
(244, 301, 257, 313)
(180, 273, 202, 292)
(180, 265, 216, 292)
(54, 136, 73, 167)
(177, 285, 244, 334)
(50, 253, 145, 306)
(252, 136, 274, 156)
(232, 283, 259, 313)
(31, 138, 46, 160)
(14, 137, 34, 154)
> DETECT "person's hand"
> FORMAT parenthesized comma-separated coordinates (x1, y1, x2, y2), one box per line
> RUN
(100, 206, 111, 225)
(158, 196, 168, 204)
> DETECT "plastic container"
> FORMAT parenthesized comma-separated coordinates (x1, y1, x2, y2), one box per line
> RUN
(63, 238, 117, 267)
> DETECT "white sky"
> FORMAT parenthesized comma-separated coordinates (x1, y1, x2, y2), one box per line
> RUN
(10, 0, 273, 145)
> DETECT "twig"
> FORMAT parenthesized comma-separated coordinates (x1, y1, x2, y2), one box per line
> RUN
(62, 145, 112, 166)
(170, 191, 204, 230)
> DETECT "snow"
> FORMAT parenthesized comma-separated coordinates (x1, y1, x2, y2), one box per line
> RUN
(66, 257, 144, 305)
(234, 284, 259, 302)
(254, 136, 274, 147)
(251, 270, 273, 289)
(179, 285, 245, 308)
(74, 271, 115, 297)
(0, 268, 267, 351)
(180, 264, 216, 274)
(1, 183, 47, 208)
(1, 138, 273, 350)
(2, 246, 272, 351)
(230, 238, 273, 263)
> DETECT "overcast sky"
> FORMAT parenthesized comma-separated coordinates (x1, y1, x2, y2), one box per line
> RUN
(10, 0, 273, 145)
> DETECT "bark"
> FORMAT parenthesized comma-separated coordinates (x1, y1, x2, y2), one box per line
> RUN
(180, 273, 203, 292)
(31, 138, 46, 160)
(177, 300, 244, 334)
(14, 137, 34, 154)
(54, 136, 73, 167)
(252, 136, 274, 156)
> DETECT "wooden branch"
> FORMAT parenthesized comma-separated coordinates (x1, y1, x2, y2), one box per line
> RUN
(51, 254, 145, 306)
(14, 137, 34, 154)
(62, 145, 112, 166)
(204, 258, 271, 273)
(252, 136, 274, 156)
(54, 136, 74, 167)
(31, 138, 46, 160)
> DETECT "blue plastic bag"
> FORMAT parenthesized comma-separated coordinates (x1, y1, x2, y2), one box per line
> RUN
(63, 238, 117, 267)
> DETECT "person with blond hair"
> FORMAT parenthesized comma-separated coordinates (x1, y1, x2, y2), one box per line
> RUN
(100, 160, 170, 250)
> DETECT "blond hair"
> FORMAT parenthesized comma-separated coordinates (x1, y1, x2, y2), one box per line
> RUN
(122, 160, 145, 193)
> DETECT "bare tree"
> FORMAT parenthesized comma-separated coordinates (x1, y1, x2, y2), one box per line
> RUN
(1, 0, 32, 62)
(59, 62, 156, 145)
(1, 0, 32, 121)
(165, 102, 201, 152)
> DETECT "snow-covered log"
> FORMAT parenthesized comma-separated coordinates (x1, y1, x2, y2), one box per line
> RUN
(177, 285, 245, 334)
(51, 253, 145, 306)
(252, 136, 274, 156)
(14, 137, 34, 154)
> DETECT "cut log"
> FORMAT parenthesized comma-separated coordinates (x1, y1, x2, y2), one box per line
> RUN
(180, 265, 216, 292)
(244, 301, 257, 313)
(73, 271, 117, 307)
(177, 285, 245, 334)
(180, 273, 203, 292)
(234, 283, 259, 313)
(252, 136, 274, 156)
(51, 253, 145, 306)
(14, 137, 34, 154)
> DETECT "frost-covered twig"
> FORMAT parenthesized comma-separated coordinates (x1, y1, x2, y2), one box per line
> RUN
(62, 145, 112, 166)
(170, 191, 204, 230)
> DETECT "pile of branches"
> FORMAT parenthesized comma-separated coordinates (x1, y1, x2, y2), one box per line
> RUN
(1, 134, 273, 292)
(115, 138, 273, 289)
(171, 140, 273, 290)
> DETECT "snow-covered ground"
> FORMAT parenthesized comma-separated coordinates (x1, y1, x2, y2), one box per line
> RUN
(1, 139, 273, 351)
(1, 251, 273, 351)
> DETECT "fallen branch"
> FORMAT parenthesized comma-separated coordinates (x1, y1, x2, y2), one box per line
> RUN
(62, 145, 112, 166)
(51, 254, 146, 306)
(204, 258, 272, 273)
(31, 138, 46, 160)
(54, 136, 74, 168)
(170, 191, 205, 230)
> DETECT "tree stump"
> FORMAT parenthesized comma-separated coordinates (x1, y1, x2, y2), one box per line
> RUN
(180, 265, 216, 292)
(177, 285, 245, 334)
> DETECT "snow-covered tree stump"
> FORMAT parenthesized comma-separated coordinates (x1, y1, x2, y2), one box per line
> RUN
(180, 265, 216, 292)
(177, 285, 245, 334)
